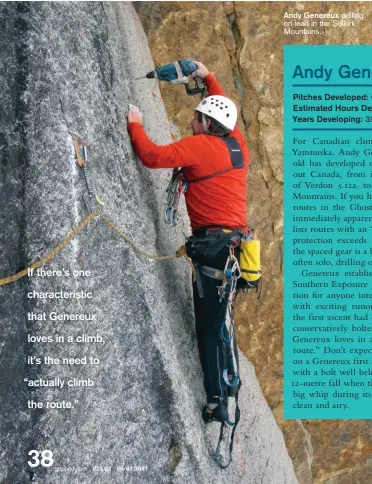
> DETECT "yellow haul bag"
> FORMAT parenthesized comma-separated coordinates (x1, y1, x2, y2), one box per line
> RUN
(239, 236, 261, 284)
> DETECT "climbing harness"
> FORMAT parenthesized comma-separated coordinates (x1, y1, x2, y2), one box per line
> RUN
(0, 136, 195, 286)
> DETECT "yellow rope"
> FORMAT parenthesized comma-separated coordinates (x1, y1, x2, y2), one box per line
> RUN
(0, 210, 99, 286)
(0, 211, 195, 286)
(0, 135, 197, 287)
(100, 215, 196, 280)
(100, 215, 176, 260)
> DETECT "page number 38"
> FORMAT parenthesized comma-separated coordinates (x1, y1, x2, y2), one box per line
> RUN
(28, 450, 54, 468)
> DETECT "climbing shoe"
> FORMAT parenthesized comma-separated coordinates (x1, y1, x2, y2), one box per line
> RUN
(202, 404, 229, 424)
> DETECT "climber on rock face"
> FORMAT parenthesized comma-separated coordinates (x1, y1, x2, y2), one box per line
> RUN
(127, 61, 249, 424)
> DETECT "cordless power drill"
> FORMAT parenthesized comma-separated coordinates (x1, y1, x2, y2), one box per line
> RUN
(135, 59, 207, 97)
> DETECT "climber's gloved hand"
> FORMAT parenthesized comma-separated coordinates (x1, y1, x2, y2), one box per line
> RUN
(128, 104, 143, 125)
(189, 61, 210, 80)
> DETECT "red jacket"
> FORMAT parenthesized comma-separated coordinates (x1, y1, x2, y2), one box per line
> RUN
(128, 73, 249, 232)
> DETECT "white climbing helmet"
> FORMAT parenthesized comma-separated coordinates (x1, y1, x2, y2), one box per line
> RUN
(195, 95, 237, 131)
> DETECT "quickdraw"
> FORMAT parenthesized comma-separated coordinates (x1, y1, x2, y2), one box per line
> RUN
(164, 168, 188, 227)
(218, 247, 241, 303)
(70, 132, 104, 216)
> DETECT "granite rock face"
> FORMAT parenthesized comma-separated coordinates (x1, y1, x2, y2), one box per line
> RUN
(0, 3, 297, 484)
(135, 2, 372, 483)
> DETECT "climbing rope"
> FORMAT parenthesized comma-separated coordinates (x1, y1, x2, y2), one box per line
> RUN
(0, 134, 196, 287)
(0, 131, 196, 286)
(100, 215, 195, 277)
(0, 210, 100, 286)
(0, 213, 195, 287)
